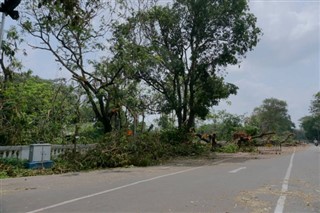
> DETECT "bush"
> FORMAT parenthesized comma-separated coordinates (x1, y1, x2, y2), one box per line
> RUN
(1, 129, 211, 177)
(239, 146, 257, 152)
(56, 130, 210, 170)
(55, 132, 166, 170)
(0, 171, 8, 179)
(216, 144, 239, 153)
(0, 158, 56, 178)
(0, 158, 27, 168)
(168, 142, 208, 156)
(160, 128, 191, 145)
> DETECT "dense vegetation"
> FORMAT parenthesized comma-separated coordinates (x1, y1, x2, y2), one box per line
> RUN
(0, 0, 316, 178)
(300, 92, 320, 140)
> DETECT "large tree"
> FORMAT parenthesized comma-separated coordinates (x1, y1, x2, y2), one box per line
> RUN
(300, 92, 320, 140)
(309, 92, 320, 116)
(248, 98, 295, 134)
(21, 0, 129, 133)
(114, 0, 261, 130)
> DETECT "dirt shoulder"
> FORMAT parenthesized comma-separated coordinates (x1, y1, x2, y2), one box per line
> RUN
(164, 144, 310, 167)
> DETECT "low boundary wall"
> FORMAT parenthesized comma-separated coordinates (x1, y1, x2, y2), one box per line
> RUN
(0, 144, 96, 160)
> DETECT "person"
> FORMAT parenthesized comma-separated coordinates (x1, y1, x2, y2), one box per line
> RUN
(314, 139, 318, 146)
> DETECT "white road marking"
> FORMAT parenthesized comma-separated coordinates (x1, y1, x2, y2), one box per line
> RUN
(26, 158, 231, 213)
(229, 167, 247, 173)
(274, 149, 296, 213)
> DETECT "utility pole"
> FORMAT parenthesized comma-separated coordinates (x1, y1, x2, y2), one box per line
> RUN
(0, 0, 21, 51)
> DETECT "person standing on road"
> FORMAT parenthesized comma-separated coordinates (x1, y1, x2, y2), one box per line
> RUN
(314, 139, 318, 146)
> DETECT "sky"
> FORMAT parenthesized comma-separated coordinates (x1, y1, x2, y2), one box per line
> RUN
(6, 0, 320, 127)
(216, 0, 320, 127)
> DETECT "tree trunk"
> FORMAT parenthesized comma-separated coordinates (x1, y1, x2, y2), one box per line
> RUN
(80, 83, 112, 133)
(187, 72, 195, 130)
(141, 114, 145, 133)
(133, 113, 138, 136)
(187, 111, 195, 130)
(101, 117, 112, 133)
(176, 108, 183, 129)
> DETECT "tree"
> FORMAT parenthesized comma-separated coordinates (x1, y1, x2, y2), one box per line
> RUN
(21, 0, 128, 133)
(248, 98, 295, 134)
(310, 92, 320, 116)
(0, 74, 77, 145)
(0, 26, 25, 82)
(300, 92, 320, 140)
(114, 0, 261, 130)
(300, 116, 319, 140)
(156, 114, 175, 130)
(197, 110, 244, 141)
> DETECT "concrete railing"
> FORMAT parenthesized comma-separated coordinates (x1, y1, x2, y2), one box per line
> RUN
(0, 144, 96, 160)
(51, 144, 96, 158)
(0, 145, 30, 160)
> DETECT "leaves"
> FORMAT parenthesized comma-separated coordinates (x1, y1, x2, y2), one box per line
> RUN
(248, 98, 295, 134)
(0, 75, 78, 145)
(300, 92, 320, 140)
(114, 0, 260, 129)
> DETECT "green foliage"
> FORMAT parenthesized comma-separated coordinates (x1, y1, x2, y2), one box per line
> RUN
(300, 92, 320, 140)
(309, 92, 320, 116)
(0, 26, 25, 82)
(248, 98, 295, 134)
(77, 123, 105, 144)
(0, 158, 27, 168)
(197, 110, 244, 141)
(22, 0, 133, 134)
(126, 133, 168, 166)
(216, 144, 239, 153)
(240, 125, 260, 136)
(156, 114, 175, 130)
(114, 0, 261, 129)
(52, 130, 208, 171)
(300, 116, 320, 140)
(0, 75, 78, 145)
(0, 158, 40, 178)
(160, 128, 191, 145)
(169, 142, 208, 157)
(239, 145, 257, 153)
(0, 171, 7, 179)
(52, 132, 164, 170)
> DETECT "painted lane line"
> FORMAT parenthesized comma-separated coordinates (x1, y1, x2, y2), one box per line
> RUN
(26, 158, 231, 213)
(229, 167, 247, 173)
(274, 149, 296, 213)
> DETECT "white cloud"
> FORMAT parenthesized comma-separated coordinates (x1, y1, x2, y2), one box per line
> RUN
(219, 1, 320, 126)
(246, 1, 319, 68)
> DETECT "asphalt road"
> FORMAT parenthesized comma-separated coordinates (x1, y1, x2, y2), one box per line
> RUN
(1, 145, 319, 213)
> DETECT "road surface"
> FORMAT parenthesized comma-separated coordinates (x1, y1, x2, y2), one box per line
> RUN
(1, 145, 319, 213)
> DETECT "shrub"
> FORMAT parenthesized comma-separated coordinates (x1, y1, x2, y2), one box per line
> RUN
(160, 128, 191, 145)
(56, 130, 210, 170)
(0, 158, 27, 168)
(216, 144, 239, 153)
(0, 158, 55, 178)
(2, 129, 211, 177)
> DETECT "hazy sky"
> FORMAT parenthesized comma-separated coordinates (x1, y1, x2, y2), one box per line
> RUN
(216, 0, 320, 127)
(9, 0, 320, 127)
